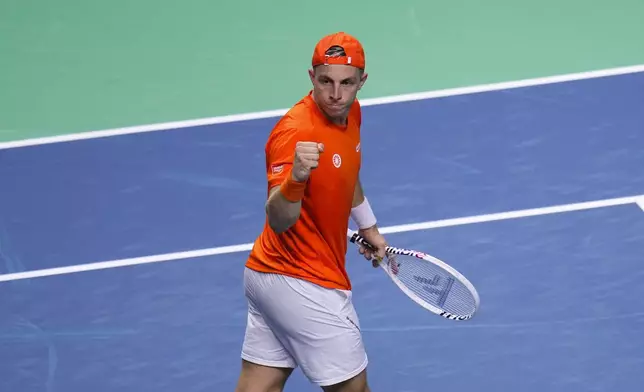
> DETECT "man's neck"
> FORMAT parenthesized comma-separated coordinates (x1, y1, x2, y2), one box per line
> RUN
(327, 114, 348, 126)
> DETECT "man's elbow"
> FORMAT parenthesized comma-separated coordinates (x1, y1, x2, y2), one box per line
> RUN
(267, 214, 299, 234)
(266, 204, 299, 234)
(268, 219, 289, 234)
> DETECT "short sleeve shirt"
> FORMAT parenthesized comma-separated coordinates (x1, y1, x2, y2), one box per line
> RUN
(246, 92, 362, 291)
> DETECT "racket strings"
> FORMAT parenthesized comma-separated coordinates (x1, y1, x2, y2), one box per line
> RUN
(387, 255, 477, 316)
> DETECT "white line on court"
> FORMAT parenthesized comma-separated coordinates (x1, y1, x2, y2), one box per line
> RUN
(637, 197, 644, 212)
(1, 64, 643, 150)
(0, 194, 641, 283)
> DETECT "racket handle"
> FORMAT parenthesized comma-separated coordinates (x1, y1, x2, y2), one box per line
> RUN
(350, 232, 397, 255)
(350, 232, 391, 252)
(349, 232, 373, 248)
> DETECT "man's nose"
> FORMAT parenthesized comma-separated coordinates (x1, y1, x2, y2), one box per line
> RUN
(329, 84, 341, 100)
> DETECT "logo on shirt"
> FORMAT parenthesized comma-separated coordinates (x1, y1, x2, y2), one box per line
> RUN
(356, 142, 361, 152)
(271, 164, 284, 175)
(332, 153, 342, 168)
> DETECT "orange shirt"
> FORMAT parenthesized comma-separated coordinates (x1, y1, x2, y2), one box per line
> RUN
(246, 92, 362, 291)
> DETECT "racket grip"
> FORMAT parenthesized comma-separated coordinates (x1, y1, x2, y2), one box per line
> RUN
(349, 233, 375, 250)
(350, 232, 396, 256)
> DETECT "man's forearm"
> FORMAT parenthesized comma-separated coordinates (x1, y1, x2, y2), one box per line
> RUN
(265, 186, 302, 234)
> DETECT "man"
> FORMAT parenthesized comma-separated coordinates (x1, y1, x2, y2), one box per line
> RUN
(235, 32, 388, 392)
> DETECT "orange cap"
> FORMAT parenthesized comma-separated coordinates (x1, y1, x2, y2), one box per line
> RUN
(311, 32, 366, 70)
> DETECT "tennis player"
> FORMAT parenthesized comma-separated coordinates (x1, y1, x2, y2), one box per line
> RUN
(235, 32, 388, 392)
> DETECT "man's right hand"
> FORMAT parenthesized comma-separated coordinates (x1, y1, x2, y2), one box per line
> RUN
(292, 141, 324, 182)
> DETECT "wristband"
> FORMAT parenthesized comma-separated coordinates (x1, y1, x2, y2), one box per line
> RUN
(351, 197, 377, 229)
(279, 174, 307, 202)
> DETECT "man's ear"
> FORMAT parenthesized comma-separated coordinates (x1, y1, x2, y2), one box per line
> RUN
(358, 72, 368, 90)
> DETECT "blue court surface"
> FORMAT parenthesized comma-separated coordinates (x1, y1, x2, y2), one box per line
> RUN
(2, 72, 644, 391)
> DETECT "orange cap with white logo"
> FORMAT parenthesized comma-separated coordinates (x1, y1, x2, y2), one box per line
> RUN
(311, 32, 366, 70)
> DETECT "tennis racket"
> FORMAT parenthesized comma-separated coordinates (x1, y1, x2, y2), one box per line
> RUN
(349, 232, 480, 321)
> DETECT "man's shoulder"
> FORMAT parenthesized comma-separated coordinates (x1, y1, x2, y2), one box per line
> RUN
(267, 95, 316, 143)
(282, 94, 317, 126)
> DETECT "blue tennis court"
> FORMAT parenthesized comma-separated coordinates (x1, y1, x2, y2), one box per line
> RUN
(2, 72, 644, 391)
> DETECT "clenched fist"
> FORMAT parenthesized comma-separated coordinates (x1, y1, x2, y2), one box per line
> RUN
(292, 141, 324, 182)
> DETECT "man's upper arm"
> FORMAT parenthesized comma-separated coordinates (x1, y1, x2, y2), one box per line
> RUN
(266, 127, 299, 190)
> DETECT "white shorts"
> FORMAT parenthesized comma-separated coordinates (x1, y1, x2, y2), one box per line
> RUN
(241, 267, 368, 387)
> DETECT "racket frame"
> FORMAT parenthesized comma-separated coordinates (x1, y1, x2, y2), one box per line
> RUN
(349, 232, 480, 321)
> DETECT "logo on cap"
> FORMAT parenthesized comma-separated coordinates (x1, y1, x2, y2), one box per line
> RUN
(312, 32, 365, 70)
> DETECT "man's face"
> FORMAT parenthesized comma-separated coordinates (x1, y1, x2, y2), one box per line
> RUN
(309, 64, 368, 122)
